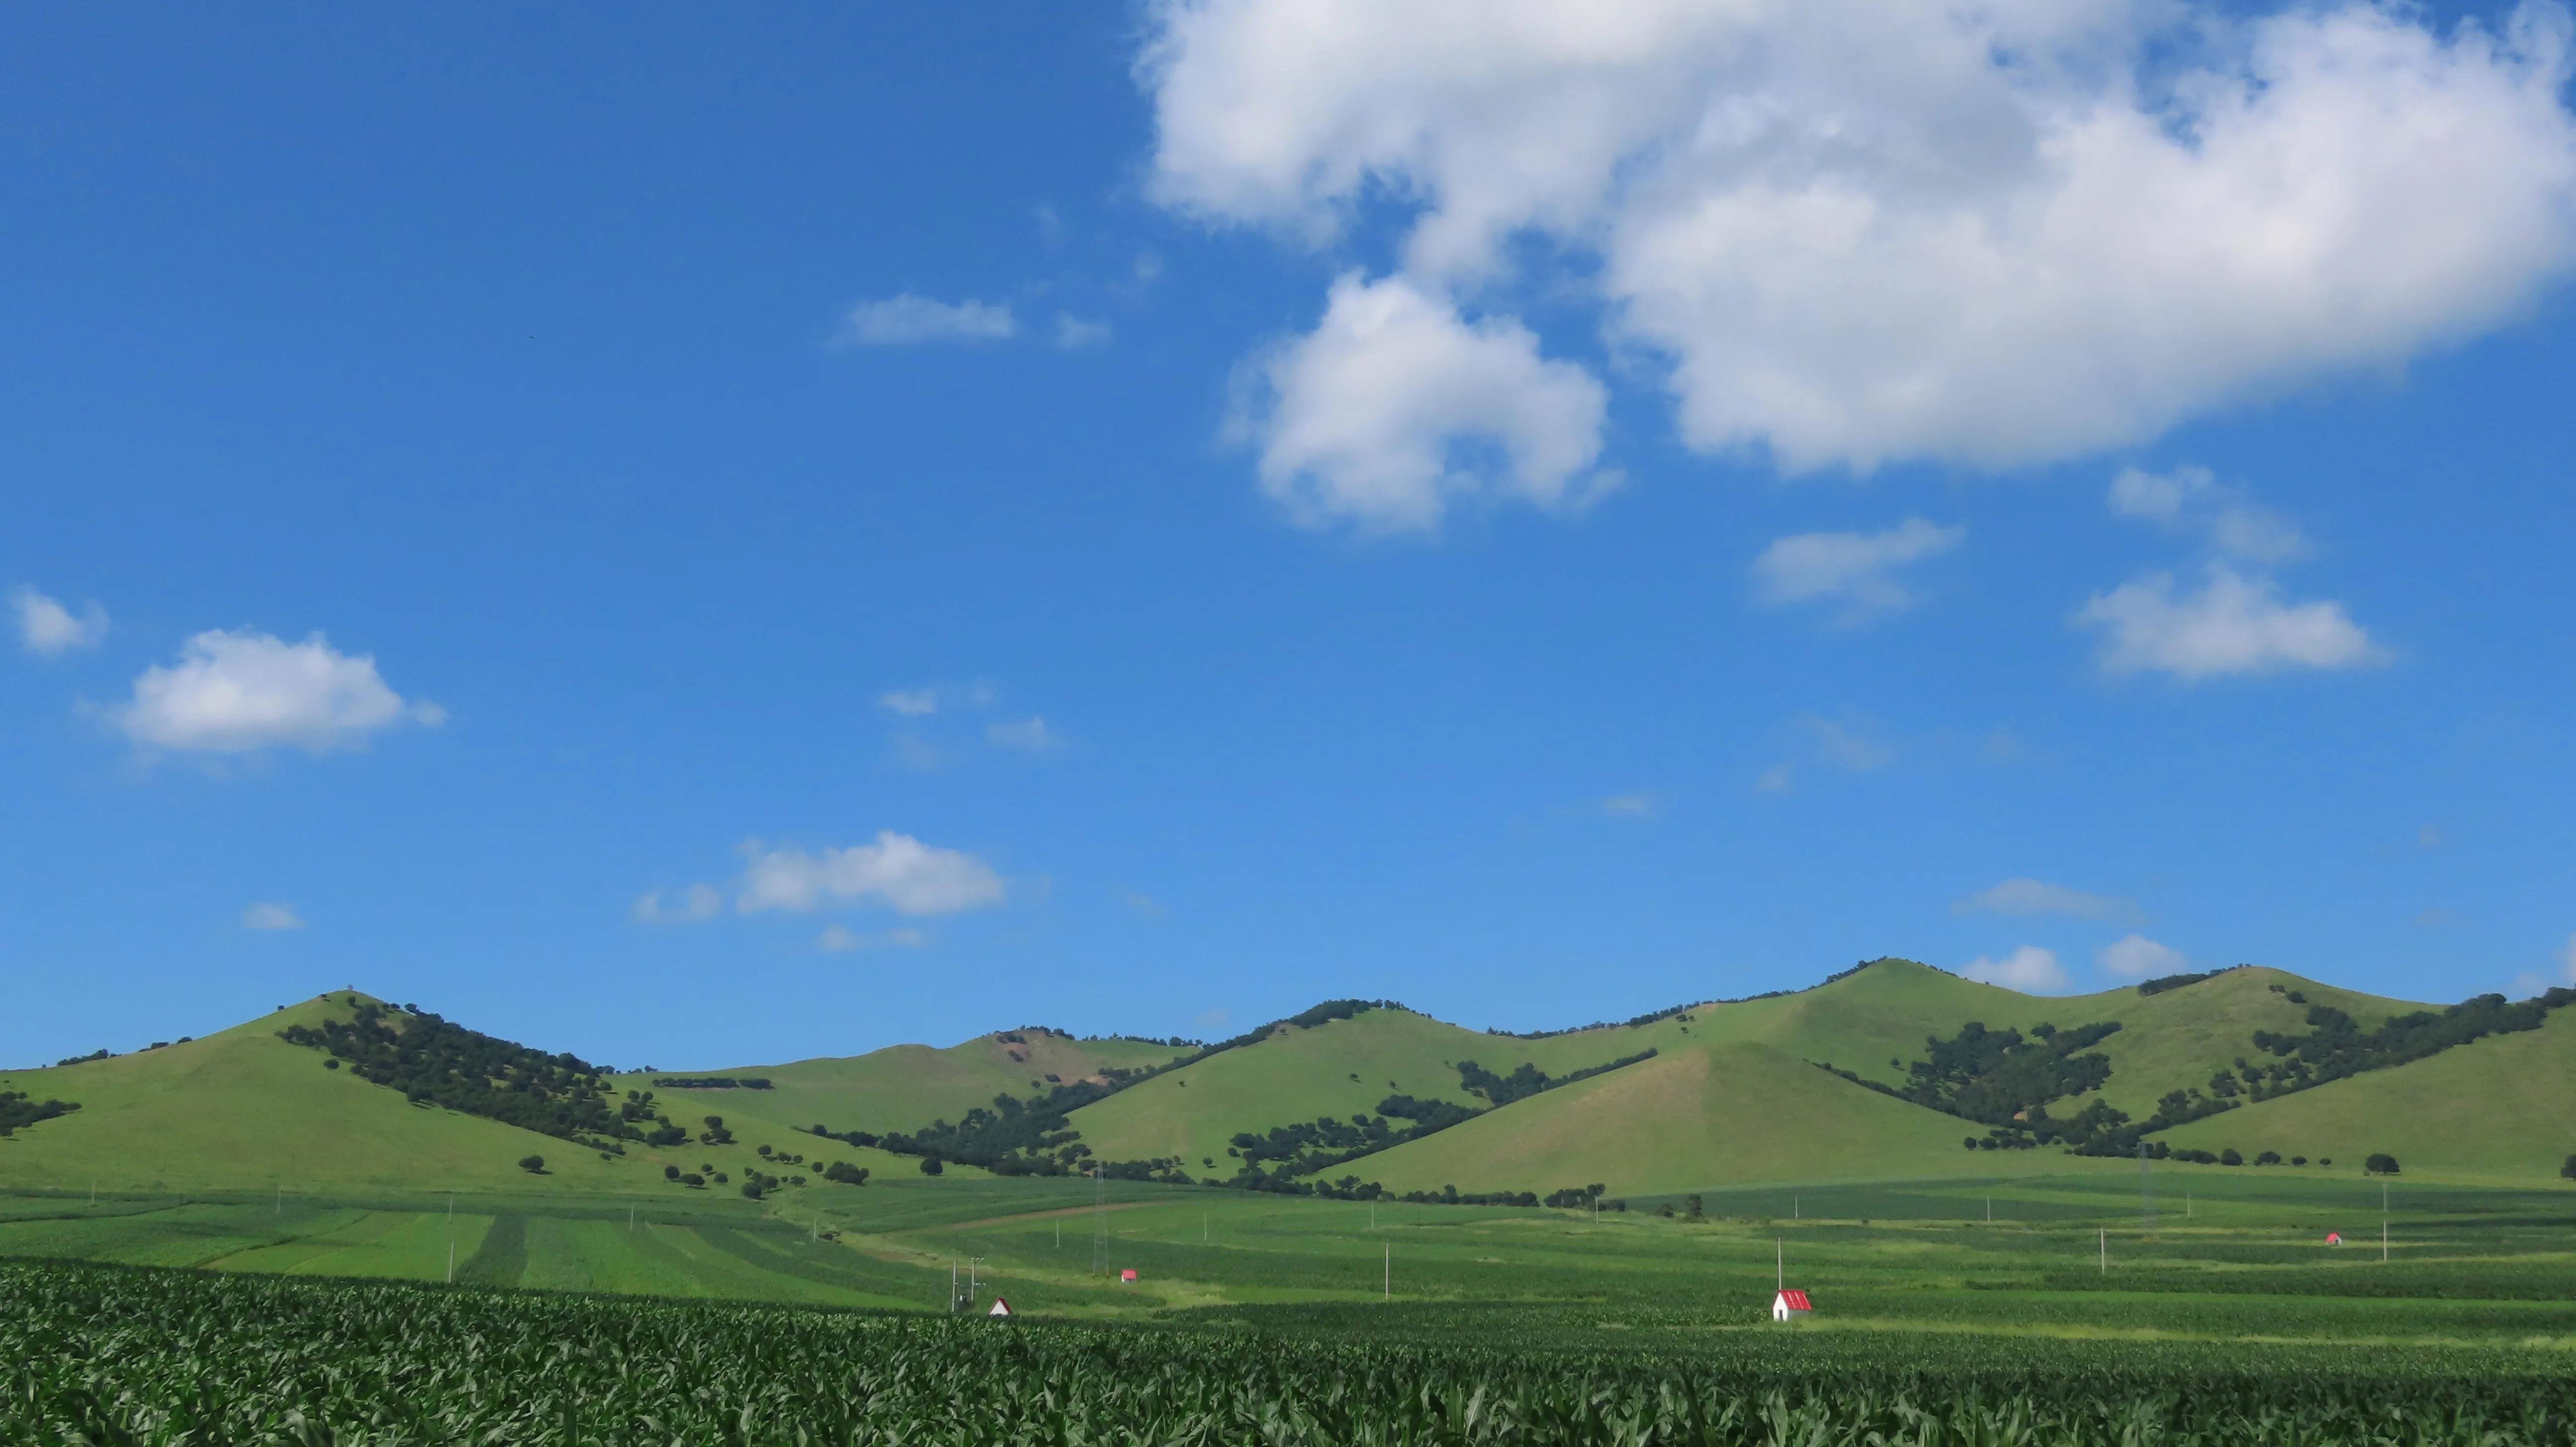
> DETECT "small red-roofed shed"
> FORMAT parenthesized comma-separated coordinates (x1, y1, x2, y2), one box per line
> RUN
(1772, 1289, 1813, 1322)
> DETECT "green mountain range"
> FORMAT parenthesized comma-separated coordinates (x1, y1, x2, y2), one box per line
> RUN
(4, 960, 2569, 1204)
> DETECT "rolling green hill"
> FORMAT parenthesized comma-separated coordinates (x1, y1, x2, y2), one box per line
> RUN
(0, 994, 924, 1198)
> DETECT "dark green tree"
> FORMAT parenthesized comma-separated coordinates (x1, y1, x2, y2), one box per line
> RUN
(2365, 1153, 2400, 1175)
(518, 1154, 545, 1174)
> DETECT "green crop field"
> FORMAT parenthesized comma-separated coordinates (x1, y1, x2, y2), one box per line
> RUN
(11, 1166, 2576, 1445)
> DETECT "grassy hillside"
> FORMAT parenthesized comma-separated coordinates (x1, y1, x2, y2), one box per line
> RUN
(1356, 1040, 2103, 1197)
(0, 995, 649, 1195)
(628, 1030, 1188, 1147)
(2157, 1004, 2576, 1182)
(0, 993, 930, 1198)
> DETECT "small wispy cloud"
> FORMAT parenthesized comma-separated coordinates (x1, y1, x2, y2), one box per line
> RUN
(1956, 878, 2139, 923)
(1759, 715, 1894, 794)
(1751, 518, 1964, 620)
(1055, 313, 1114, 350)
(2076, 565, 2385, 681)
(634, 884, 721, 925)
(242, 902, 306, 931)
(2108, 466, 2308, 563)
(986, 717, 1062, 754)
(879, 688, 939, 717)
(12, 586, 109, 655)
(837, 294, 1016, 346)
(1599, 793, 1658, 818)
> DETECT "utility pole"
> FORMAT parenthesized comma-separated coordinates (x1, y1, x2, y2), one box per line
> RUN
(1793, 1196, 1799, 1220)
(446, 1239, 454, 1284)
(1090, 1168, 1109, 1274)
(1382, 1243, 1389, 1300)
(950, 1257, 958, 1313)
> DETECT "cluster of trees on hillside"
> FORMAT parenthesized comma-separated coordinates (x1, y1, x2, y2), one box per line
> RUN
(0, 1091, 78, 1137)
(1219, 1052, 1662, 1189)
(650, 1077, 771, 1090)
(51, 1049, 109, 1067)
(1820, 1021, 2124, 1142)
(1819, 1019, 2246, 1156)
(2136, 966, 2243, 997)
(277, 1000, 639, 1145)
(2244, 990, 2576, 1100)
(1456, 1049, 1656, 1107)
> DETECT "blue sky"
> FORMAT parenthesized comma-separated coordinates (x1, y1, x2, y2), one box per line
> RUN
(5, 2, 2574, 1070)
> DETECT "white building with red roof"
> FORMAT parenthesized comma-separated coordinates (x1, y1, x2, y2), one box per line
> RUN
(1772, 1289, 1813, 1322)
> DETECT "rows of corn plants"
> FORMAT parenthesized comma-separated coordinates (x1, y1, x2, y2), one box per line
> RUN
(9, 1260, 2576, 1445)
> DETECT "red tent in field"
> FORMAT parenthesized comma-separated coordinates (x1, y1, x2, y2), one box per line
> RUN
(2326, 1232, 2343, 1245)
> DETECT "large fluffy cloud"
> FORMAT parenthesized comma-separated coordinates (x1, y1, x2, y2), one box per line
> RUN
(1243, 272, 1610, 532)
(736, 832, 1006, 917)
(114, 630, 444, 753)
(1146, 0, 2576, 491)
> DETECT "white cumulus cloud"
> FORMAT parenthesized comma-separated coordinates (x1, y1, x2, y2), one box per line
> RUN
(2098, 934, 2188, 980)
(879, 687, 940, 716)
(838, 294, 1017, 345)
(1961, 945, 2071, 993)
(242, 902, 305, 931)
(737, 832, 1006, 917)
(12, 586, 108, 655)
(2076, 565, 2386, 681)
(113, 630, 443, 754)
(1956, 878, 2138, 922)
(1145, 0, 2576, 478)
(1752, 518, 1963, 618)
(1240, 271, 1611, 533)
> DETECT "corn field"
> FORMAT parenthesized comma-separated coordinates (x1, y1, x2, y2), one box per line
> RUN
(6, 1261, 2574, 1445)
